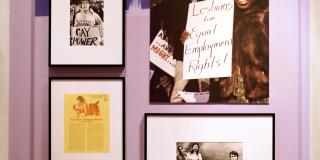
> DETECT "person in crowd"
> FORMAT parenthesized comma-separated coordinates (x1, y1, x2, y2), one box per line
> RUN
(206, 0, 269, 103)
(73, 0, 103, 27)
(70, 4, 76, 26)
(231, 0, 269, 102)
(177, 146, 187, 160)
(150, 0, 175, 102)
(186, 143, 202, 160)
(229, 151, 239, 160)
(162, 0, 208, 103)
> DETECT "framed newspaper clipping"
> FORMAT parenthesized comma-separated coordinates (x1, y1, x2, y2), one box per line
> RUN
(49, 0, 124, 66)
(49, 77, 125, 160)
(145, 113, 274, 160)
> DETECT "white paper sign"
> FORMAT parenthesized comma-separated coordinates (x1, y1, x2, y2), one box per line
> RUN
(183, 0, 234, 79)
(179, 91, 210, 103)
(71, 26, 103, 46)
(150, 29, 176, 77)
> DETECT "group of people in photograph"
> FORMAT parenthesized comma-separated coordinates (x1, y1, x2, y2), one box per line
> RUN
(150, 0, 269, 103)
(177, 143, 240, 160)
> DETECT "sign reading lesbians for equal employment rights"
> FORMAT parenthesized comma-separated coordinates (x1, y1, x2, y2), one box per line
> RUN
(150, 29, 176, 77)
(70, 26, 103, 46)
(183, 0, 234, 79)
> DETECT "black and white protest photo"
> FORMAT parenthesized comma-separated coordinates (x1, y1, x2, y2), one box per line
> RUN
(150, 0, 269, 104)
(176, 142, 243, 160)
(70, 0, 104, 46)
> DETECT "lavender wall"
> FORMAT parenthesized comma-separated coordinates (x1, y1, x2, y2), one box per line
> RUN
(10, 0, 309, 160)
(10, 0, 34, 159)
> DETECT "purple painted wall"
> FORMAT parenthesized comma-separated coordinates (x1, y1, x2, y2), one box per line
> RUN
(10, 0, 34, 159)
(10, 0, 309, 160)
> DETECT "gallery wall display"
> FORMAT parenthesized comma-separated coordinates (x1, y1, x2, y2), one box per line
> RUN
(145, 114, 274, 160)
(149, 0, 269, 104)
(50, 0, 124, 66)
(49, 77, 125, 160)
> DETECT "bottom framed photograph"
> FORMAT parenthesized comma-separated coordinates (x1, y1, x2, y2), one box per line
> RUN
(49, 77, 125, 160)
(145, 114, 274, 160)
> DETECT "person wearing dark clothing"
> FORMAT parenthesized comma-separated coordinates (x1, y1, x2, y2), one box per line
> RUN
(234, 0, 269, 102)
(216, 0, 269, 103)
(162, 0, 208, 103)
(162, 0, 190, 61)
(150, 0, 175, 102)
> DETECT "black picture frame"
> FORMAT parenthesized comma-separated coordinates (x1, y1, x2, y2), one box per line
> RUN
(49, 77, 125, 160)
(145, 113, 275, 160)
(49, 0, 125, 67)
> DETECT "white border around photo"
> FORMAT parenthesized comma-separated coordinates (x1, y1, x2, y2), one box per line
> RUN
(50, 78, 124, 160)
(145, 114, 274, 160)
(50, 0, 123, 65)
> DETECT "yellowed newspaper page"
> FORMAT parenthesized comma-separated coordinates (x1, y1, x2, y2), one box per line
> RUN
(64, 94, 109, 153)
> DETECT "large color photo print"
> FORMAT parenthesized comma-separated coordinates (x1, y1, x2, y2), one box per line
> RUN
(150, 0, 269, 104)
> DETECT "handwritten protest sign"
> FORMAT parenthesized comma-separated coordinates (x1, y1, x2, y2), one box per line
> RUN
(150, 29, 176, 77)
(70, 26, 103, 46)
(183, 0, 234, 79)
(179, 91, 210, 103)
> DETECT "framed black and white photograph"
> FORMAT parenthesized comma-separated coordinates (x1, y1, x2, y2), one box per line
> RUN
(50, 0, 124, 66)
(49, 77, 125, 160)
(145, 114, 274, 160)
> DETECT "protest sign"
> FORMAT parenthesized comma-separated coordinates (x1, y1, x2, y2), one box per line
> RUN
(150, 29, 176, 77)
(70, 26, 103, 46)
(183, 0, 234, 79)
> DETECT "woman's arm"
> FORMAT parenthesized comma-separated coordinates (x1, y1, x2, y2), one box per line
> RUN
(198, 153, 202, 160)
